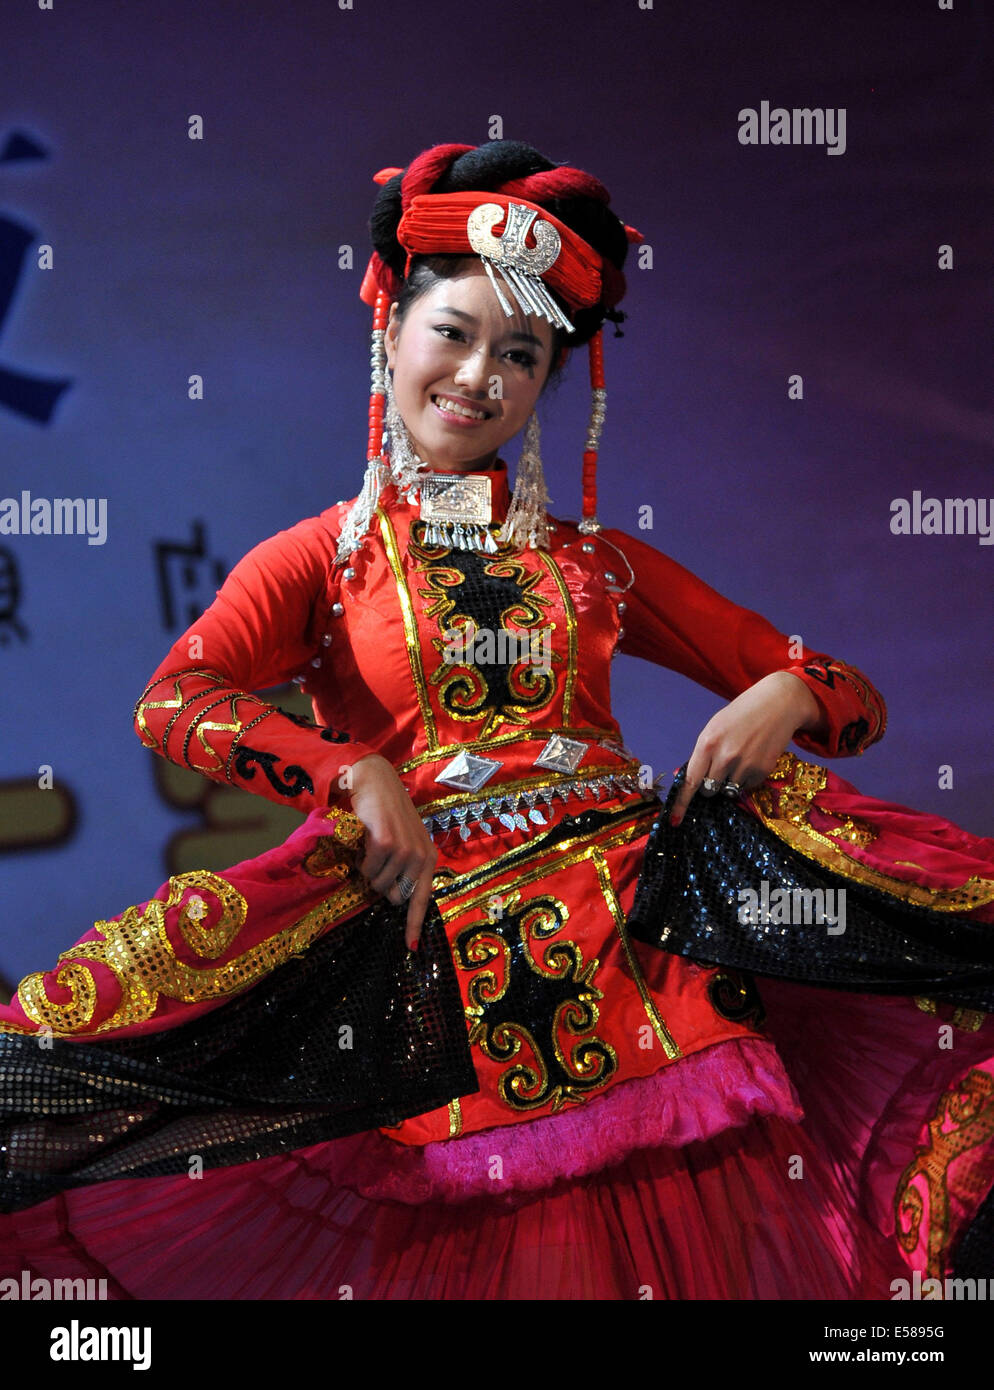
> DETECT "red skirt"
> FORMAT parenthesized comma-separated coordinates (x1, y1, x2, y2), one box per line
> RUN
(0, 1108, 902, 1300)
(2, 758, 994, 1299)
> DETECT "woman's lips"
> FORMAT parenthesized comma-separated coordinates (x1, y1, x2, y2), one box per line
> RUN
(431, 395, 492, 427)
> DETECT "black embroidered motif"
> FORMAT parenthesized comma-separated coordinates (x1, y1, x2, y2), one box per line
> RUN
(706, 968, 766, 1026)
(799, 658, 886, 754)
(452, 891, 617, 1113)
(281, 709, 352, 743)
(803, 661, 835, 688)
(838, 718, 870, 754)
(409, 522, 558, 736)
(231, 747, 314, 797)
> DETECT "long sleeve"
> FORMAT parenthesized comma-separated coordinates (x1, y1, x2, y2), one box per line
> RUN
(600, 527, 886, 757)
(133, 513, 379, 814)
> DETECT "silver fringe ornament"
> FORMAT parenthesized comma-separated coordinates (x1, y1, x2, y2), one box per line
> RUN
(498, 410, 552, 551)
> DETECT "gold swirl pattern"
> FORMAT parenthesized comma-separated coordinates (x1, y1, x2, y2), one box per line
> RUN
(453, 889, 617, 1113)
(9, 832, 371, 1036)
(409, 523, 560, 737)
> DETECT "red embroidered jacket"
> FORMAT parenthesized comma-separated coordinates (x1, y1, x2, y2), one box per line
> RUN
(134, 460, 884, 818)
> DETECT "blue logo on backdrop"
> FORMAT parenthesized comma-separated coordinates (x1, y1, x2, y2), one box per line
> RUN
(0, 130, 73, 424)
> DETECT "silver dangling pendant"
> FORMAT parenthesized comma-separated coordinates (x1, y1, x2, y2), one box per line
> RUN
(499, 410, 551, 550)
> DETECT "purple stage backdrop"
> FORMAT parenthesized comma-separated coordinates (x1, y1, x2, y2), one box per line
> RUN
(0, 0, 991, 982)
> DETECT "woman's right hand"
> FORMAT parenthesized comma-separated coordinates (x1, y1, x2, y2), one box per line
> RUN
(346, 754, 439, 951)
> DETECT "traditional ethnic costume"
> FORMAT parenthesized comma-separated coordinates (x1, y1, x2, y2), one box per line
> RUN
(1, 145, 992, 1300)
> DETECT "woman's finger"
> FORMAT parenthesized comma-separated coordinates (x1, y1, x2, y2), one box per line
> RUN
(363, 843, 409, 897)
(670, 742, 720, 825)
(405, 869, 436, 950)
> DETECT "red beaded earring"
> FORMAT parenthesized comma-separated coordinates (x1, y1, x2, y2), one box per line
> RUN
(578, 329, 607, 534)
(367, 288, 389, 464)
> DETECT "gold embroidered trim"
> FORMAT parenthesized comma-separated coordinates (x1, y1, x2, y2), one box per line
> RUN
(416, 759, 643, 818)
(749, 753, 994, 911)
(894, 1068, 994, 1277)
(432, 806, 658, 912)
(134, 668, 227, 748)
(591, 849, 681, 1059)
(447, 1098, 463, 1138)
(536, 551, 578, 724)
(378, 507, 439, 752)
(10, 860, 371, 1037)
(396, 725, 619, 774)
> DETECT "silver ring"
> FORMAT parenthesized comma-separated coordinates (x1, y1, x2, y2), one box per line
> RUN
(722, 781, 742, 798)
(701, 777, 721, 796)
(395, 874, 417, 900)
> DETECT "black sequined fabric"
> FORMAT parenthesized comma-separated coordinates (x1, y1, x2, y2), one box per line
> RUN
(627, 769, 994, 1009)
(0, 896, 477, 1213)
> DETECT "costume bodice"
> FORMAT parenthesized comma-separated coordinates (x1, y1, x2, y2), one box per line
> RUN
(298, 462, 648, 846)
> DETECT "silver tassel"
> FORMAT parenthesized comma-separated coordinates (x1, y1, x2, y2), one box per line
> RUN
(499, 410, 552, 551)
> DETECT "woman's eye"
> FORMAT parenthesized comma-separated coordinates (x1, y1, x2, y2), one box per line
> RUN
(435, 325, 464, 340)
(507, 350, 538, 368)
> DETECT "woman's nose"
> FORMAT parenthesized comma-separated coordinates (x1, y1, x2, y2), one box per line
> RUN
(452, 348, 492, 393)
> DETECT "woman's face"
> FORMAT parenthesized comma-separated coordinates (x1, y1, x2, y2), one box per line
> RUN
(384, 262, 556, 473)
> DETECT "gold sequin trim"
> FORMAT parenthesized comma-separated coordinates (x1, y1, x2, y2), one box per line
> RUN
(749, 753, 994, 910)
(11, 871, 370, 1037)
(301, 813, 367, 878)
(591, 850, 681, 1059)
(914, 997, 986, 1031)
(378, 507, 439, 751)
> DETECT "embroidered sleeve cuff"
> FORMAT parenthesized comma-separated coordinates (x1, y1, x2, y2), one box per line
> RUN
(787, 658, 887, 757)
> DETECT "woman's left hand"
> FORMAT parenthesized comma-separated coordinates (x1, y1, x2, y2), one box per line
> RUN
(668, 671, 824, 827)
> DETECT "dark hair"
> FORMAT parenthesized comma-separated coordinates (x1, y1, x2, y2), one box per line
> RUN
(369, 140, 631, 392)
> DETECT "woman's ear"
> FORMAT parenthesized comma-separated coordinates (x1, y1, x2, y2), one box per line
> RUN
(384, 302, 400, 370)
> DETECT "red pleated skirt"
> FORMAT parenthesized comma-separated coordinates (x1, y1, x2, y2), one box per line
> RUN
(1, 1102, 911, 1301)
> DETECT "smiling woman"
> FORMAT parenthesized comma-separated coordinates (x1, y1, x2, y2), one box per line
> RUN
(1, 138, 993, 1302)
